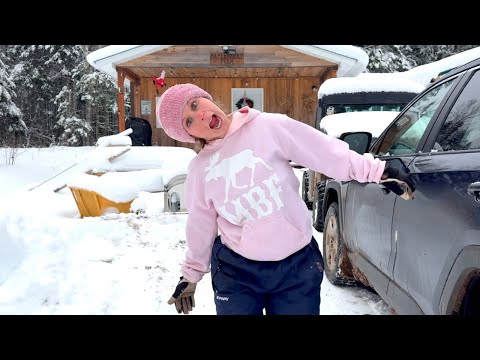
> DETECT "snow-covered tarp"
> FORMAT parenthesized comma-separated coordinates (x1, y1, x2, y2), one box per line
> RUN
(29, 146, 197, 194)
(67, 170, 166, 203)
(82, 146, 196, 174)
(66, 146, 197, 203)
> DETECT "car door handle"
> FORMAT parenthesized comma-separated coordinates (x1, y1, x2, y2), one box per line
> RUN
(467, 182, 480, 202)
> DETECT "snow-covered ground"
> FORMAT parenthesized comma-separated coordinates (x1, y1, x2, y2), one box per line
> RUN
(0, 146, 391, 315)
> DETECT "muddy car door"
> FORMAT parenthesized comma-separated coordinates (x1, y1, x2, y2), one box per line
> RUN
(391, 69, 480, 314)
(347, 76, 459, 296)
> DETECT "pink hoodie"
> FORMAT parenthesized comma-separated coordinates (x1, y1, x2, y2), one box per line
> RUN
(181, 107, 385, 283)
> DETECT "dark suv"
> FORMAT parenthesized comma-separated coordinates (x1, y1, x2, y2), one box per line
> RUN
(321, 57, 480, 315)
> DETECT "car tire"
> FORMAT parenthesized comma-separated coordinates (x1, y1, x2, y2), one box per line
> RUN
(460, 274, 480, 315)
(313, 181, 326, 232)
(301, 171, 312, 210)
(323, 202, 356, 286)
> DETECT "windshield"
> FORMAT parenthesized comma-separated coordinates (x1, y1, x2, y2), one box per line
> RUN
(315, 90, 421, 130)
(326, 103, 406, 115)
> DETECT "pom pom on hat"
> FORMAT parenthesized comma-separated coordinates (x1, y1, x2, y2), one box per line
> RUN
(156, 83, 213, 143)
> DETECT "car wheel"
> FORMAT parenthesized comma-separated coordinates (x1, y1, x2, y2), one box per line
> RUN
(323, 202, 356, 286)
(313, 181, 326, 232)
(301, 171, 312, 210)
(460, 274, 480, 315)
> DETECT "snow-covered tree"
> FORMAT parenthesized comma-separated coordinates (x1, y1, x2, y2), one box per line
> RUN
(54, 45, 121, 146)
(8, 45, 118, 146)
(0, 50, 26, 164)
(7, 45, 79, 146)
(74, 45, 120, 144)
(409, 45, 479, 65)
(361, 45, 416, 73)
(55, 115, 93, 146)
(53, 85, 92, 146)
(361, 45, 480, 73)
(0, 52, 24, 144)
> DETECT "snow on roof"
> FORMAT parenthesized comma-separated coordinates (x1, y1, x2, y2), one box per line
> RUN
(282, 45, 369, 77)
(86, 45, 368, 80)
(318, 73, 425, 98)
(86, 45, 171, 81)
(320, 111, 399, 139)
(398, 46, 480, 86)
(317, 47, 480, 98)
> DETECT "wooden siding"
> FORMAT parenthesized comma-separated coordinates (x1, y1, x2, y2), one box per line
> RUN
(130, 66, 331, 79)
(114, 45, 339, 149)
(130, 74, 336, 148)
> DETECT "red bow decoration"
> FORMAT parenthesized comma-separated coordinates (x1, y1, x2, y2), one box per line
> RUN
(152, 69, 167, 94)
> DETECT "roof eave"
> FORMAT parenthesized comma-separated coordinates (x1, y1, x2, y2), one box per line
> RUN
(281, 45, 368, 77)
(86, 45, 173, 80)
(87, 45, 369, 80)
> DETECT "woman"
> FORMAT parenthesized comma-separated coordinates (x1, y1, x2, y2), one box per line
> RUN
(157, 83, 414, 315)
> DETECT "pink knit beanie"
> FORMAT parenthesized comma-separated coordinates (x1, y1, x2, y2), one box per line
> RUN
(156, 83, 213, 143)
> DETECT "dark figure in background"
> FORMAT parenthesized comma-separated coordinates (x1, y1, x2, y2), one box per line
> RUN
(126, 117, 152, 146)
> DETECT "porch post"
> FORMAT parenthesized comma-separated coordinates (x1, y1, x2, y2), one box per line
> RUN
(117, 70, 126, 133)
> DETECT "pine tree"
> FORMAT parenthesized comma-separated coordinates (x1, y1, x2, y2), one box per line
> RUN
(8, 45, 119, 146)
(361, 45, 479, 73)
(8, 45, 75, 146)
(361, 45, 417, 73)
(0, 52, 24, 146)
(75, 45, 119, 145)
(50, 45, 93, 146)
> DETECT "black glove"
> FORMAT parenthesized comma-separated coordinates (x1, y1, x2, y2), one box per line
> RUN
(167, 276, 196, 314)
(380, 161, 416, 200)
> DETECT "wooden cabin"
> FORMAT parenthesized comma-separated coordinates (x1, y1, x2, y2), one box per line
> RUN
(87, 45, 368, 149)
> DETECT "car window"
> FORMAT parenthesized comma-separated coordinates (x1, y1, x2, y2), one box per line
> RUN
(435, 70, 480, 151)
(376, 79, 455, 156)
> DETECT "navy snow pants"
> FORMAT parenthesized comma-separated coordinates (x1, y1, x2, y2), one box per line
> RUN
(210, 235, 324, 315)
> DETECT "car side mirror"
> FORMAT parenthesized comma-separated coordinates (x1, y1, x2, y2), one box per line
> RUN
(340, 132, 372, 155)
